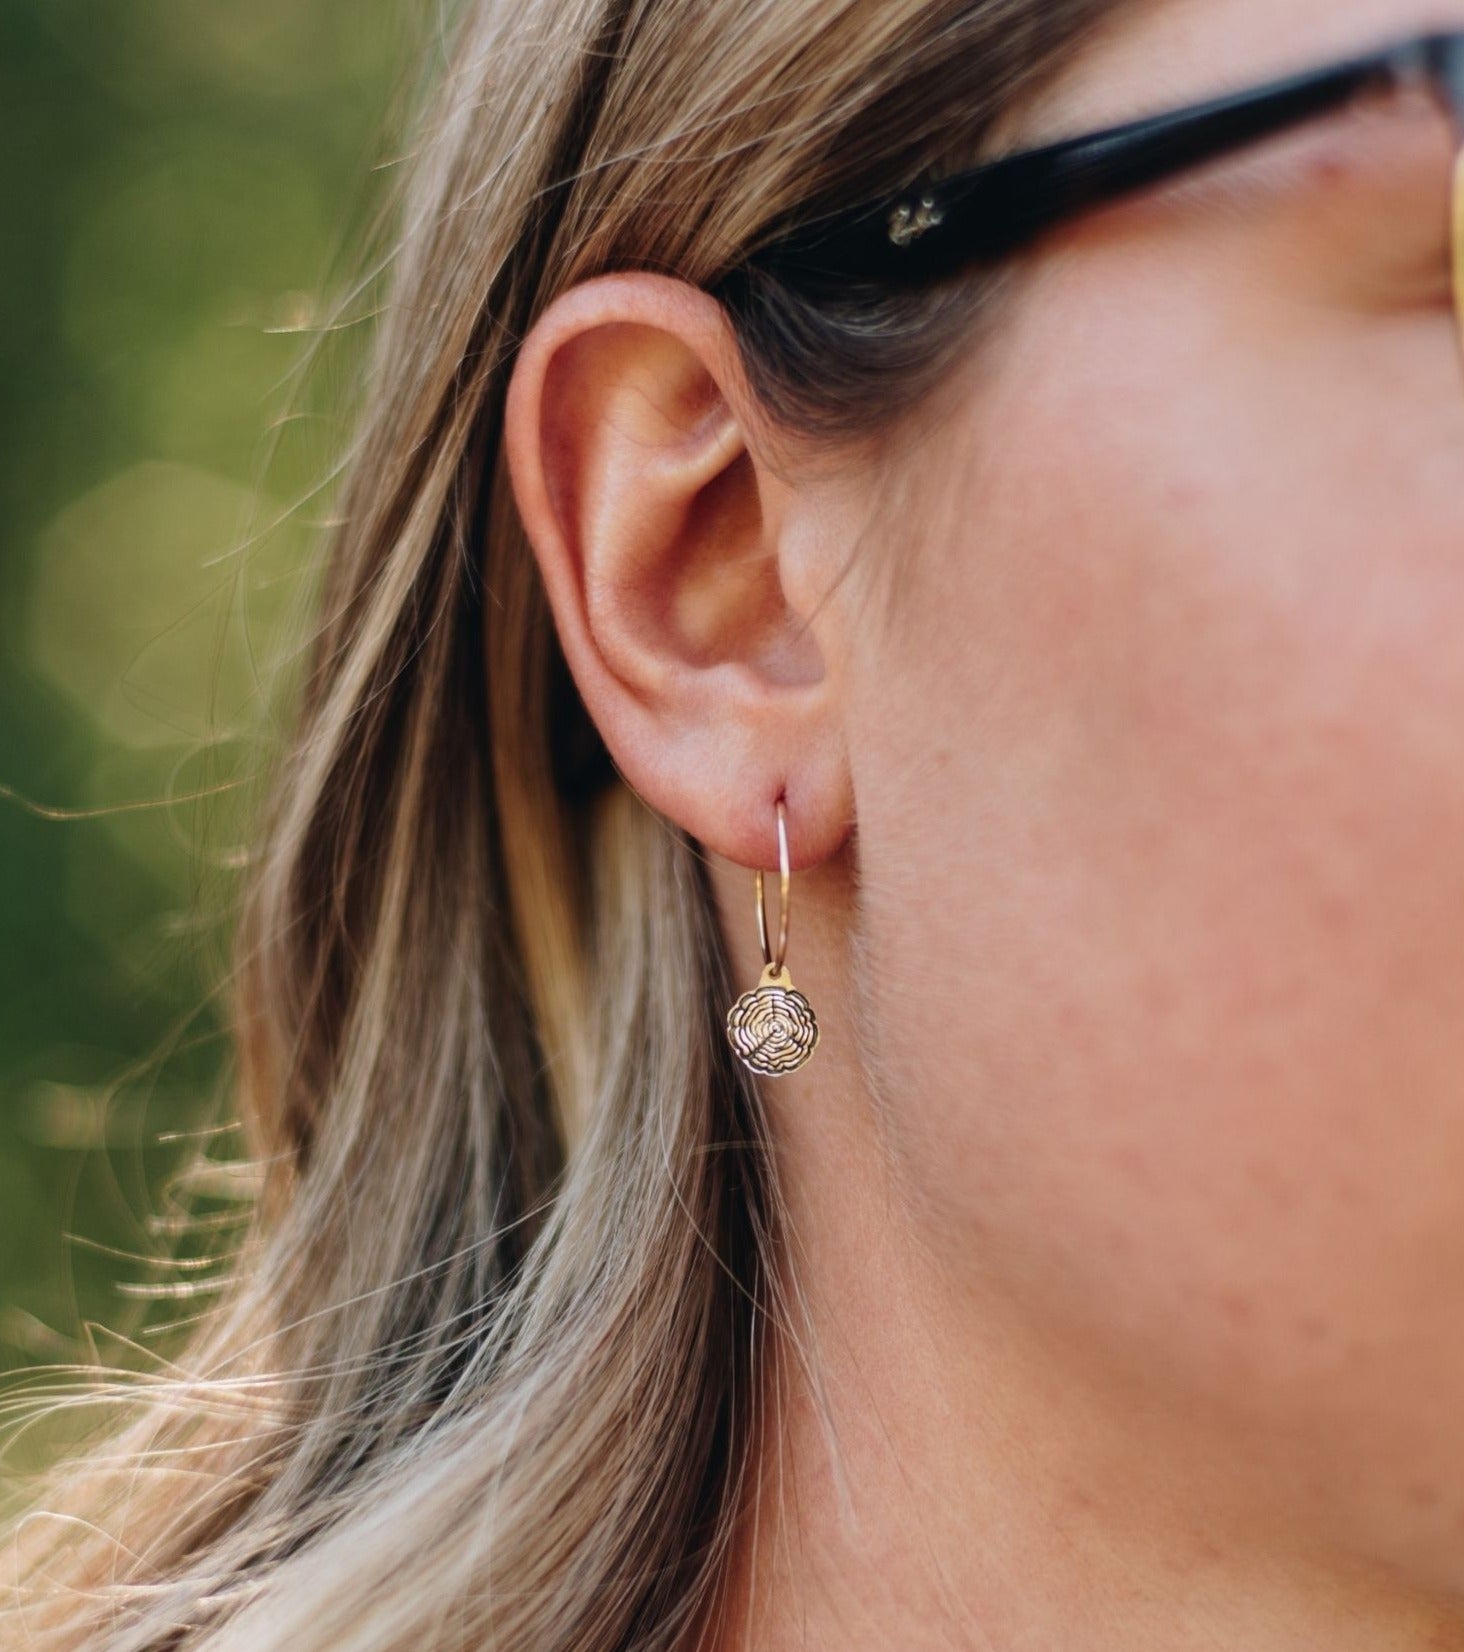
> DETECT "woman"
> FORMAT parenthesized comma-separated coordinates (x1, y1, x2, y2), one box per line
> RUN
(12, 0, 1464, 1644)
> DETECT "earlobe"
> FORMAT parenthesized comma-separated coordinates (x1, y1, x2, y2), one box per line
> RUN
(502, 272, 853, 871)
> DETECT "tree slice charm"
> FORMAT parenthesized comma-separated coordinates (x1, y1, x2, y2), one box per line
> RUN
(726, 963, 819, 1077)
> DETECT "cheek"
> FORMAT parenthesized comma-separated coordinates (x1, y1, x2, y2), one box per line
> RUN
(850, 260, 1464, 1554)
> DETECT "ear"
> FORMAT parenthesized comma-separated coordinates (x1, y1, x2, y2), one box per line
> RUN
(503, 271, 854, 871)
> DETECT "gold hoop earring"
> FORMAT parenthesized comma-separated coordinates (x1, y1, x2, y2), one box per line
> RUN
(725, 796, 820, 1076)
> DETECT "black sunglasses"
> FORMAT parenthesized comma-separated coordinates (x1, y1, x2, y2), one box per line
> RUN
(747, 27, 1464, 294)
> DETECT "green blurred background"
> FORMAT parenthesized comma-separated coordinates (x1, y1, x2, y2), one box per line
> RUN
(0, 0, 406, 1414)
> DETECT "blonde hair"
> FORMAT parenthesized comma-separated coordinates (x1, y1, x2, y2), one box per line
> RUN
(5, 1, 1123, 1646)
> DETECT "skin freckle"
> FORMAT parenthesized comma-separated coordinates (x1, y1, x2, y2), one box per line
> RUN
(1217, 1287, 1256, 1326)
(1295, 1310, 1330, 1343)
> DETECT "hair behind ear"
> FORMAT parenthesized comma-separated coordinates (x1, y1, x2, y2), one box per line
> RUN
(3, 0, 1125, 1646)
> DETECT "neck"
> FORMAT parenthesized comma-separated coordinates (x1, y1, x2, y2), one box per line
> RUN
(707, 1063, 1464, 1652)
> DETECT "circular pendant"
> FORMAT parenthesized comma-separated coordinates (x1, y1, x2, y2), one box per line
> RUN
(726, 965, 819, 1076)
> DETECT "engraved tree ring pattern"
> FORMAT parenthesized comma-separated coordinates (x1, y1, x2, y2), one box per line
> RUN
(726, 965, 819, 1076)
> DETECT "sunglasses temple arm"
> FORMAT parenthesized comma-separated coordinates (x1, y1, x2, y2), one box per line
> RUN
(1432, 42, 1464, 382)
(1452, 149, 1464, 382)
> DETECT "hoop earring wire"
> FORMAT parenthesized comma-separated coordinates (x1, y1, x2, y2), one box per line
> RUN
(755, 797, 791, 978)
(726, 795, 820, 1077)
